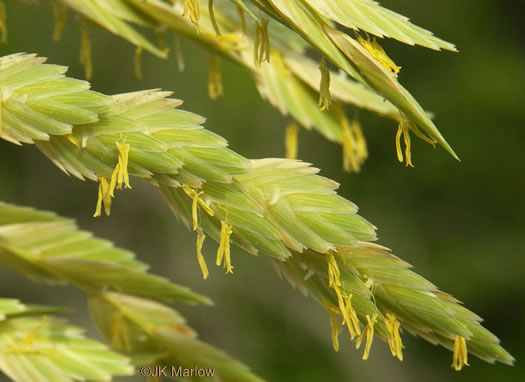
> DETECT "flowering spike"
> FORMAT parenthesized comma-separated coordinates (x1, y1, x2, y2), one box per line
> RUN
(53, 2, 67, 42)
(196, 233, 209, 279)
(254, 18, 270, 67)
(79, 23, 93, 80)
(0, 2, 6, 44)
(452, 336, 469, 371)
(329, 310, 341, 352)
(318, 58, 331, 111)
(355, 313, 378, 360)
(236, 5, 247, 35)
(208, 0, 221, 36)
(385, 313, 404, 361)
(134, 47, 143, 80)
(208, 55, 223, 100)
(358, 36, 401, 75)
(216, 221, 233, 274)
(183, 0, 200, 30)
(285, 123, 299, 159)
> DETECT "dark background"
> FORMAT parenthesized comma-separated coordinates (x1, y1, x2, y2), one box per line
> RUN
(1, 1, 524, 381)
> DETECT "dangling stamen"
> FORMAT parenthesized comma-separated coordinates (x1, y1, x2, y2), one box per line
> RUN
(208, 0, 221, 36)
(115, 142, 131, 190)
(358, 36, 401, 75)
(79, 22, 93, 80)
(183, 0, 200, 30)
(196, 233, 209, 279)
(352, 119, 368, 162)
(134, 47, 143, 80)
(343, 294, 361, 339)
(156, 29, 167, 51)
(0, 2, 6, 44)
(285, 123, 299, 159)
(342, 114, 358, 173)
(236, 5, 247, 35)
(318, 58, 331, 111)
(208, 55, 223, 100)
(254, 18, 270, 67)
(451, 335, 469, 371)
(355, 313, 378, 360)
(216, 221, 233, 274)
(395, 118, 414, 167)
(182, 185, 215, 231)
(53, 1, 67, 42)
(385, 313, 404, 361)
(329, 310, 341, 352)
(94, 176, 115, 217)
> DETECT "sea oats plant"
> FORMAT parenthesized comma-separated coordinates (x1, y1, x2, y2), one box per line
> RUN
(0, 1, 516, 381)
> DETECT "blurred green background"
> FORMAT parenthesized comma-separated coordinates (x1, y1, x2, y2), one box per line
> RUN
(1, 1, 524, 381)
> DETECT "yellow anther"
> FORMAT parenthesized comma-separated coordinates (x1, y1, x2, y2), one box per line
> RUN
(318, 58, 331, 111)
(182, 185, 214, 231)
(94, 176, 114, 217)
(216, 221, 233, 273)
(79, 23, 93, 80)
(53, 1, 67, 42)
(285, 123, 299, 159)
(385, 313, 404, 361)
(66, 134, 80, 149)
(134, 47, 143, 80)
(329, 310, 341, 352)
(358, 36, 401, 75)
(114, 142, 131, 190)
(196, 233, 209, 279)
(0, 2, 6, 43)
(208, 55, 224, 100)
(209, 0, 221, 36)
(254, 18, 270, 67)
(183, 0, 200, 30)
(343, 294, 361, 338)
(395, 118, 414, 167)
(335, 105, 367, 173)
(236, 5, 247, 35)
(452, 335, 469, 371)
(355, 313, 378, 360)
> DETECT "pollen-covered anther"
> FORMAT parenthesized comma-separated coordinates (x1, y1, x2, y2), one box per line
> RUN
(236, 5, 247, 35)
(196, 233, 209, 280)
(208, 55, 223, 100)
(452, 335, 469, 371)
(285, 123, 299, 159)
(358, 36, 401, 75)
(216, 220, 233, 274)
(385, 313, 404, 361)
(318, 58, 331, 111)
(182, 185, 215, 231)
(183, 0, 200, 30)
(343, 294, 361, 339)
(94, 176, 114, 217)
(355, 313, 378, 360)
(254, 18, 270, 67)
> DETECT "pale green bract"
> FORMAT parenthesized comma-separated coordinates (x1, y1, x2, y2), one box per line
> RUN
(0, 53, 514, 368)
